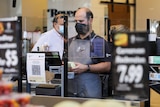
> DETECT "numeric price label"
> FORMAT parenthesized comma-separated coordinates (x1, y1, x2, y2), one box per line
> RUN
(117, 64, 143, 84)
(5, 49, 18, 67)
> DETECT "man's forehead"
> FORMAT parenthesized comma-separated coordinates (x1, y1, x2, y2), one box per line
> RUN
(75, 12, 86, 20)
(75, 9, 86, 17)
(75, 15, 86, 19)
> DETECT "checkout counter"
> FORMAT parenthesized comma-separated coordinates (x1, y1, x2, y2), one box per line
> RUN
(26, 51, 64, 96)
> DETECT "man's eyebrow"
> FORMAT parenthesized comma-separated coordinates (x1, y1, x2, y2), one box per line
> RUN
(59, 16, 64, 18)
(75, 20, 84, 22)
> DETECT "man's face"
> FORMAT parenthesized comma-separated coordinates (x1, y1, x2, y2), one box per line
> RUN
(74, 9, 92, 36)
(57, 16, 64, 25)
(54, 16, 64, 34)
(54, 16, 64, 27)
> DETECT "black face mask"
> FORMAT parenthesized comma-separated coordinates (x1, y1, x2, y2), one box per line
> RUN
(75, 23, 89, 35)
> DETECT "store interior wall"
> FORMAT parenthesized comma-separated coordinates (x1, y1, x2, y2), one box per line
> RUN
(0, 0, 21, 18)
(0, 0, 10, 17)
(90, 0, 108, 38)
(22, 0, 47, 32)
(136, 0, 160, 31)
(47, 0, 160, 34)
(10, 0, 22, 17)
(1, 0, 160, 38)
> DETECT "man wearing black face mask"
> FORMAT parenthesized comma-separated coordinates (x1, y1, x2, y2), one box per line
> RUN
(68, 7, 112, 98)
(75, 23, 89, 35)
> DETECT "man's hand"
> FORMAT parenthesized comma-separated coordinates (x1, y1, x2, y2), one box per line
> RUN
(69, 62, 111, 74)
(71, 62, 88, 74)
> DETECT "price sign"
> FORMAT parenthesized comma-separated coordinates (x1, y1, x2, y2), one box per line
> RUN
(0, 17, 21, 74)
(5, 50, 18, 67)
(112, 32, 149, 100)
(117, 65, 143, 84)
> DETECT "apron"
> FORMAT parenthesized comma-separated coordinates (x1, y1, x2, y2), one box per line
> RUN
(68, 36, 102, 98)
(68, 39, 92, 64)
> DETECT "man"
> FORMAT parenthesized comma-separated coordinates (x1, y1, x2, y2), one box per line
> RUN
(32, 14, 65, 59)
(68, 7, 112, 98)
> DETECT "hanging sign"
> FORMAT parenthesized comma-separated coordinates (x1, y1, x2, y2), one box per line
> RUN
(0, 17, 21, 75)
(112, 32, 149, 100)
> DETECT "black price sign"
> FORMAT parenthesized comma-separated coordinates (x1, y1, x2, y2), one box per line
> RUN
(117, 64, 143, 84)
(3, 49, 18, 67)
(0, 17, 21, 74)
(112, 32, 149, 100)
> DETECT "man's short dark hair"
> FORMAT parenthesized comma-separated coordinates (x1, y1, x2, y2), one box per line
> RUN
(86, 9, 93, 20)
(52, 14, 65, 23)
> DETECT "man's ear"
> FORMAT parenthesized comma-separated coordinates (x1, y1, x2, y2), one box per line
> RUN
(53, 22, 56, 28)
(89, 17, 93, 24)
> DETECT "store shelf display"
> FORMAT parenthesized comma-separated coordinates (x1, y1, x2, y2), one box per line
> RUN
(0, 69, 45, 107)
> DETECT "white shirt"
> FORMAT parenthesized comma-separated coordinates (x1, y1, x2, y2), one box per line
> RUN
(32, 28, 64, 59)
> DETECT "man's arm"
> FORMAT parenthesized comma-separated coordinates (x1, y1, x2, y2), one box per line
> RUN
(88, 62, 111, 73)
(71, 62, 111, 74)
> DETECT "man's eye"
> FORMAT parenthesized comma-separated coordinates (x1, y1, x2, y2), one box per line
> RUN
(79, 20, 83, 22)
(75, 20, 83, 23)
